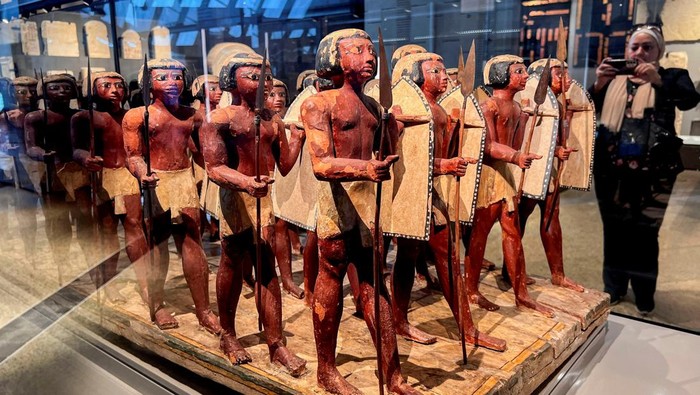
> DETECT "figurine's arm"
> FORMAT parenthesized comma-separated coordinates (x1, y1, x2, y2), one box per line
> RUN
(122, 108, 157, 187)
(189, 112, 206, 168)
(71, 111, 103, 171)
(24, 110, 49, 161)
(554, 105, 577, 161)
(201, 110, 271, 197)
(433, 114, 473, 176)
(301, 95, 397, 182)
(482, 101, 539, 169)
(274, 114, 305, 176)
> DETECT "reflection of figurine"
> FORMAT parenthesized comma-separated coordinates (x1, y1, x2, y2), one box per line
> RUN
(25, 74, 92, 283)
(505, 59, 584, 292)
(71, 71, 150, 302)
(390, 53, 506, 350)
(122, 59, 221, 333)
(301, 29, 417, 395)
(201, 53, 306, 376)
(1, 77, 40, 266)
(467, 56, 554, 317)
(190, 74, 222, 240)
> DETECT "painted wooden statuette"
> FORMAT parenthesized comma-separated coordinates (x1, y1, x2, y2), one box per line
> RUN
(71, 71, 150, 302)
(300, 28, 419, 395)
(466, 55, 554, 317)
(200, 52, 307, 376)
(122, 59, 221, 333)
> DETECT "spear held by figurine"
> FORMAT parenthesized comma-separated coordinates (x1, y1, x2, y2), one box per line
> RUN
(253, 37, 269, 332)
(453, 40, 476, 365)
(545, 18, 569, 231)
(516, 57, 551, 202)
(140, 54, 158, 323)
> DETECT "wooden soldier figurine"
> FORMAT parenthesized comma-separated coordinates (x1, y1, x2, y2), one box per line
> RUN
(389, 52, 506, 350)
(266, 78, 306, 299)
(190, 74, 222, 240)
(3, 77, 40, 266)
(466, 55, 554, 317)
(200, 52, 307, 376)
(301, 28, 418, 395)
(71, 71, 151, 302)
(504, 58, 584, 292)
(122, 59, 221, 333)
(25, 73, 93, 282)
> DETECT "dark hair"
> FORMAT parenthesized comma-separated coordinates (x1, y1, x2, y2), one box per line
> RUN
(316, 29, 372, 79)
(218, 52, 265, 92)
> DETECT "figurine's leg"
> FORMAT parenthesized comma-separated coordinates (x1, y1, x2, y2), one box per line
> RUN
(43, 191, 72, 285)
(461, 224, 495, 271)
(500, 203, 554, 317)
(354, 241, 420, 395)
(501, 197, 538, 286)
(95, 201, 125, 302)
(218, 234, 252, 365)
(347, 262, 362, 316)
(150, 212, 178, 329)
(428, 224, 506, 352)
(313, 236, 360, 395)
(289, 225, 302, 255)
(259, 225, 306, 377)
(391, 238, 436, 344)
(14, 190, 38, 268)
(274, 218, 304, 299)
(540, 191, 584, 292)
(73, 186, 98, 268)
(174, 207, 221, 335)
(122, 194, 151, 304)
(466, 204, 501, 311)
(303, 230, 319, 307)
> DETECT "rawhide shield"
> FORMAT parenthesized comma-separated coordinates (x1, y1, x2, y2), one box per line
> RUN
(435, 85, 486, 224)
(560, 79, 595, 191)
(363, 79, 379, 102)
(512, 74, 559, 200)
(379, 77, 433, 240)
(271, 85, 319, 230)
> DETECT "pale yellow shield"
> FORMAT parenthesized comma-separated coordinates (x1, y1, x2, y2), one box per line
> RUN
(560, 79, 595, 190)
(435, 85, 486, 224)
(363, 79, 380, 102)
(512, 75, 560, 200)
(380, 78, 433, 240)
(271, 85, 319, 230)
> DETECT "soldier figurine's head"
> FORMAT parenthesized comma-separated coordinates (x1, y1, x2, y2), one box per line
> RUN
(219, 52, 272, 104)
(38, 74, 78, 105)
(86, 71, 127, 109)
(13, 76, 38, 110)
(484, 54, 527, 92)
(0, 77, 16, 111)
(391, 44, 427, 69)
(393, 52, 448, 100)
(296, 69, 316, 93)
(266, 78, 288, 114)
(191, 74, 222, 107)
(138, 59, 187, 105)
(528, 58, 570, 96)
(316, 29, 376, 86)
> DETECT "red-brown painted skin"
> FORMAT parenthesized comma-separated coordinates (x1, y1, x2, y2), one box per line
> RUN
(518, 66, 584, 292)
(122, 68, 221, 333)
(71, 76, 150, 302)
(200, 65, 306, 376)
(467, 63, 555, 317)
(301, 36, 418, 395)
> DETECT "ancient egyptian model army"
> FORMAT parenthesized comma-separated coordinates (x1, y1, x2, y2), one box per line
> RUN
(10, 24, 597, 394)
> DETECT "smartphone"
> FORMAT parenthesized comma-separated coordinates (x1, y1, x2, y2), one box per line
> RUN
(604, 59, 638, 75)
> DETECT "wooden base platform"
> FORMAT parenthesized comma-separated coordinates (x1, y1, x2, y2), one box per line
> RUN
(73, 248, 609, 395)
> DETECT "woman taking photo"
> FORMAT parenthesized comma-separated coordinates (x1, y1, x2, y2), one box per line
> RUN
(590, 24, 700, 315)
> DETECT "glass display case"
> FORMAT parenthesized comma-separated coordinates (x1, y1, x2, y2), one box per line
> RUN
(0, 0, 698, 393)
